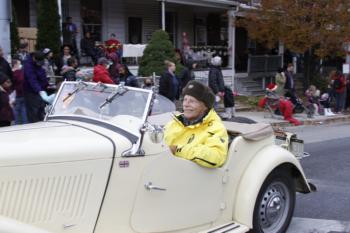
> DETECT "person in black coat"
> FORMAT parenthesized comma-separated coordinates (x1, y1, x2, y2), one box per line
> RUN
(284, 63, 297, 104)
(0, 47, 13, 83)
(179, 58, 197, 91)
(208, 56, 225, 98)
(345, 74, 350, 111)
(208, 56, 235, 119)
(159, 60, 180, 102)
(80, 31, 98, 64)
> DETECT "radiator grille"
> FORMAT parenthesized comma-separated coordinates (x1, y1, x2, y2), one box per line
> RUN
(0, 173, 93, 223)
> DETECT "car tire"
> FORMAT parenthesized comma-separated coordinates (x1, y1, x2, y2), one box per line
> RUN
(250, 169, 296, 233)
(225, 116, 257, 124)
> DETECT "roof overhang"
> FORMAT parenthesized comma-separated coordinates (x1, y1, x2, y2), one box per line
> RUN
(158, 0, 240, 9)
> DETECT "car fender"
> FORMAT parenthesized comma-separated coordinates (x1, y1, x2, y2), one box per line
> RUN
(232, 144, 311, 228)
(0, 215, 52, 233)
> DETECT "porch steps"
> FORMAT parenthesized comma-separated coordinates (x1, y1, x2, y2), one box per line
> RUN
(197, 221, 249, 233)
(193, 69, 268, 96)
(233, 76, 265, 96)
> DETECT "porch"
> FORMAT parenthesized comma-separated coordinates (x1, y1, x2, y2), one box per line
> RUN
(13, 0, 283, 95)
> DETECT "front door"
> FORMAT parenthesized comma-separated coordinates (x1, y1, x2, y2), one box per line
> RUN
(131, 153, 224, 232)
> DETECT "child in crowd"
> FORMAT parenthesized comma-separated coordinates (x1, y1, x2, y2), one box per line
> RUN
(62, 57, 78, 81)
(0, 73, 14, 127)
(305, 85, 320, 117)
(258, 83, 301, 126)
(320, 92, 335, 116)
(142, 77, 154, 90)
(11, 58, 28, 124)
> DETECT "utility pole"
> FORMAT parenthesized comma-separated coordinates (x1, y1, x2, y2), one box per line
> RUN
(161, 0, 166, 30)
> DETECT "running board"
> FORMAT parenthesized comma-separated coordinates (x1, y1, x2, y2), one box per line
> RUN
(197, 222, 249, 233)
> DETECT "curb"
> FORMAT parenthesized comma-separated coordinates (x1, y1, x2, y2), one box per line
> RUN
(270, 114, 350, 127)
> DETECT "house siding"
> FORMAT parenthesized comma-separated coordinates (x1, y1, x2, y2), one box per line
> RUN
(125, 0, 160, 44)
(68, 0, 82, 47)
(29, 0, 37, 27)
(123, 0, 196, 47)
(102, 0, 125, 43)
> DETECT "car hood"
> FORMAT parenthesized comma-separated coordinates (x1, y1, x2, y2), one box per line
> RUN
(0, 121, 115, 167)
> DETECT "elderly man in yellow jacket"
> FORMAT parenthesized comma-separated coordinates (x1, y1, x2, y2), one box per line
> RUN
(164, 80, 228, 168)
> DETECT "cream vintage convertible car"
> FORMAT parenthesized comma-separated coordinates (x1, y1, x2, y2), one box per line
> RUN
(0, 81, 314, 233)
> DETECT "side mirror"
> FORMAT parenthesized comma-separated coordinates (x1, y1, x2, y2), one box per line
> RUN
(141, 122, 164, 144)
(148, 125, 164, 144)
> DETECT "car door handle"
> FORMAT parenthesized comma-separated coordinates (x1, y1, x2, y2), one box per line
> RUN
(144, 182, 167, 191)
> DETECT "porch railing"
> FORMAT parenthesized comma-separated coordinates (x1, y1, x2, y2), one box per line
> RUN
(247, 55, 282, 73)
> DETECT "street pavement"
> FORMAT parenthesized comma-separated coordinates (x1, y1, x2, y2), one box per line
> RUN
(286, 124, 350, 233)
(231, 108, 350, 233)
(234, 108, 350, 127)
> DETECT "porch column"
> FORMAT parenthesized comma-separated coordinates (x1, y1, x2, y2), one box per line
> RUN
(0, 0, 11, 59)
(57, 0, 63, 43)
(161, 0, 166, 30)
(228, 8, 237, 91)
(278, 41, 284, 68)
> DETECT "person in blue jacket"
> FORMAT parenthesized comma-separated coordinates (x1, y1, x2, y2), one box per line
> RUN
(23, 51, 55, 123)
(159, 60, 180, 102)
(118, 64, 139, 87)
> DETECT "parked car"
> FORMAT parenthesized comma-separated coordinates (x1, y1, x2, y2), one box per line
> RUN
(0, 81, 314, 233)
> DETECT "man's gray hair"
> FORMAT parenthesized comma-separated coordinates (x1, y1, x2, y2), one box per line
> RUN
(97, 57, 109, 65)
(211, 56, 222, 67)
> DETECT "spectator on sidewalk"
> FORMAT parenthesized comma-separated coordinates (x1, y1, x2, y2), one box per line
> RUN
(11, 58, 27, 124)
(23, 51, 55, 123)
(332, 70, 346, 113)
(42, 48, 56, 77)
(275, 68, 286, 96)
(142, 77, 153, 90)
(118, 64, 139, 87)
(159, 60, 180, 102)
(259, 83, 301, 126)
(0, 46, 13, 83)
(62, 16, 78, 55)
(208, 56, 234, 118)
(345, 75, 350, 111)
(179, 58, 197, 91)
(320, 92, 335, 116)
(80, 31, 98, 64)
(93, 57, 114, 84)
(56, 45, 73, 75)
(0, 73, 14, 127)
(284, 63, 297, 105)
(15, 38, 29, 63)
(305, 85, 320, 117)
(62, 57, 78, 81)
(105, 33, 123, 62)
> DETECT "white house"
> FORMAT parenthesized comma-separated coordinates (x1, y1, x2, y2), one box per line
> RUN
(10, 0, 283, 93)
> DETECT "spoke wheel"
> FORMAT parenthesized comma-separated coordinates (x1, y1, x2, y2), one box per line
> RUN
(251, 170, 295, 233)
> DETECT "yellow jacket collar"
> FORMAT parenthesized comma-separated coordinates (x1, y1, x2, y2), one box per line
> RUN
(173, 109, 216, 128)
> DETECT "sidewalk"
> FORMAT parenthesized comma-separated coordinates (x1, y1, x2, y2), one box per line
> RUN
(234, 103, 350, 127)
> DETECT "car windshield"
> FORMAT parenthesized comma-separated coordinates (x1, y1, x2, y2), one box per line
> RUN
(48, 81, 154, 123)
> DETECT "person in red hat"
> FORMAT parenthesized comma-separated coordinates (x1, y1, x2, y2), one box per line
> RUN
(105, 33, 123, 61)
(259, 83, 301, 126)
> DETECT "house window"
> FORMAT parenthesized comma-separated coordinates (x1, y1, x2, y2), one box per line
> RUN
(13, 0, 30, 27)
(165, 12, 177, 46)
(81, 0, 102, 41)
(128, 17, 142, 44)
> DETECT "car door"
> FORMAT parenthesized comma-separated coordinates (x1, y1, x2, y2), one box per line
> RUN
(131, 152, 225, 233)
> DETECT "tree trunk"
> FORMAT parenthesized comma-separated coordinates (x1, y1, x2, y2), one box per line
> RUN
(303, 50, 311, 90)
